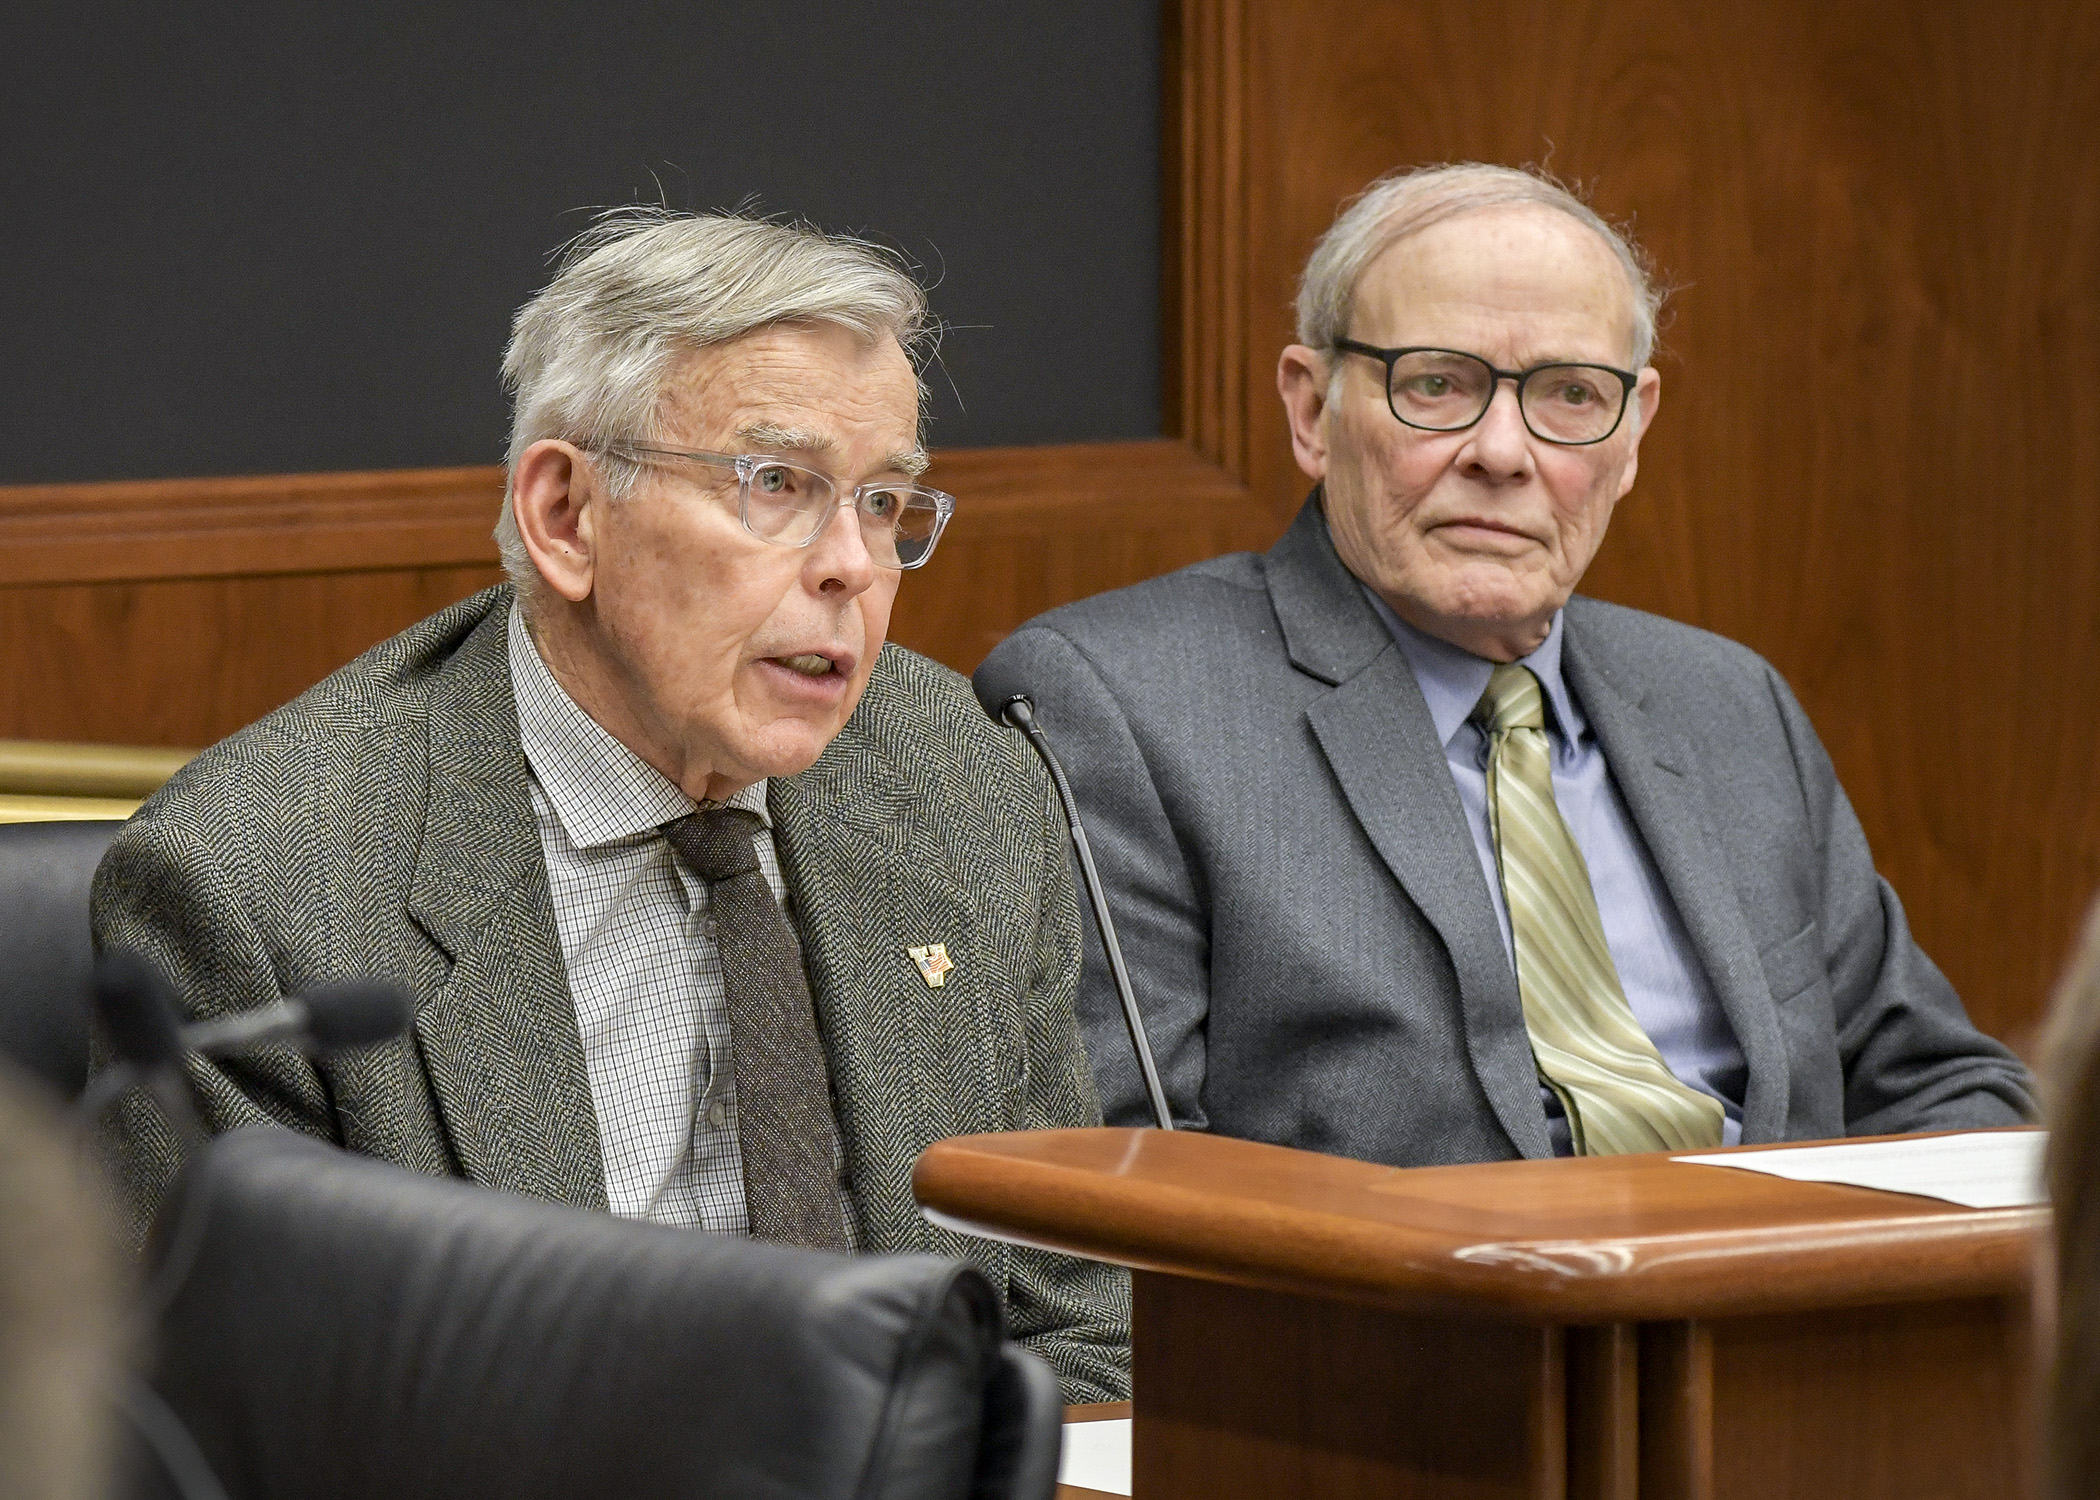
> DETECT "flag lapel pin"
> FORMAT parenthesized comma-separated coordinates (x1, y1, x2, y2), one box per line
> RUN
(907, 943, 955, 989)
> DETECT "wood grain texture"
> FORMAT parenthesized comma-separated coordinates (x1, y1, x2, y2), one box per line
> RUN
(1162, 0, 1250, 480)
(0, 466, 505, 585)
(1183, 0, 2100, 1041)
(1704, 1299, 2029, 1499)
(913, 1126, 2043, 1323)
(0, 440, 1263, 747)
(0, 564, 504, 747)
(1638, 1322, 1714, 1500)
(1567, 1323, 1639, 1500)
(1133, 1273, 1565, 1500)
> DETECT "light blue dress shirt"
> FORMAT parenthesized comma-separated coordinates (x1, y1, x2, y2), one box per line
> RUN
(1366, 592, 1748, 1151)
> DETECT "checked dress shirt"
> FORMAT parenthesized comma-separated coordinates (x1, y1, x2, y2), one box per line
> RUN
(507, 604, 856, 1241)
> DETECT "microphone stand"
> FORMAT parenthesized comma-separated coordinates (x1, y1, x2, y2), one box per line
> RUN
(999, 695, 1174, 1132)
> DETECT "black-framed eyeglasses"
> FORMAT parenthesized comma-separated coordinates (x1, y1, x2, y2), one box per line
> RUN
(1331, 339, 1638, 446)
(596, 443, 956, 571)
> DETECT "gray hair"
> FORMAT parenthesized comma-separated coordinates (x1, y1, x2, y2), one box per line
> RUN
(1296, 162, 1665, 370)
(495, 210, 932, 591)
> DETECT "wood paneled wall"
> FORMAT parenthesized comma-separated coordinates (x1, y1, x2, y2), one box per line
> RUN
(1171, 0, 2100, 1041)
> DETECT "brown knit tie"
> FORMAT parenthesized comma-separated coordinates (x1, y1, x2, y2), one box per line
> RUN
(662, 807, 851, 1251)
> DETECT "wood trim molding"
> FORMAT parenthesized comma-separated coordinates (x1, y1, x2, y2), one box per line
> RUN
(0, 466, 507, 586)
(0, 438, 1253, 589)
(1162, 0, 1250, 481)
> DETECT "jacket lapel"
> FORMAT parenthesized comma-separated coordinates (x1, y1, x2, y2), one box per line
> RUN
(771, 685, 985, 1254)
(405, 601, 608, 1209)
(1560, 612, 1790, 1142)
(1270, 499, 1552, 1158)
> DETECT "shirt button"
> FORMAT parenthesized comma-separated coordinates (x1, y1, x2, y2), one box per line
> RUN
(701, 918, 719, 939)
(706, 1099, 727, 1129)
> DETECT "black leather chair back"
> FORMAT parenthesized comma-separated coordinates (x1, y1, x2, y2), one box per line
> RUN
(0, 819, 121, 1097)
(147, 1130, 1063, 1500)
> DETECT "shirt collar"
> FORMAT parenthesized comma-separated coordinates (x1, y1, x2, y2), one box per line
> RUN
(507, 603, 769, 849)
(1361, 588, 1587, 750)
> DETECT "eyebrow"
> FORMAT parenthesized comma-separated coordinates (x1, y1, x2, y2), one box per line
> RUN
(736, 421, 930, 481)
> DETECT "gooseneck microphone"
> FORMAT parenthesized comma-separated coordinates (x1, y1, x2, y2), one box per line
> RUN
(79, 952, 417, 1332)
(79, 966, 415, 1127)
(997, 694, 1174, 1132)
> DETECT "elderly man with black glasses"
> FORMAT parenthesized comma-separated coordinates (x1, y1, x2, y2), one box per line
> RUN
(977, 163, 2031, 1167)
(93, 212, 1129, 1403)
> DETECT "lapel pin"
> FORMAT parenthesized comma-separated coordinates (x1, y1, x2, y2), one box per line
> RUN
(907, 943, 955, 989)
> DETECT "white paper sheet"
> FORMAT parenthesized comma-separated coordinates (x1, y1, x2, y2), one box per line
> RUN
(1059, 1417, 1132, 1496)
(1673, 1130, 2048, 1209)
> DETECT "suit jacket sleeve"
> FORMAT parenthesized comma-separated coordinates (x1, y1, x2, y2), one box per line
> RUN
(976, 624, 1212, 1132)
(1000, 748, 1134, 1403)
(89, 803, 339, 1248)
(1769, 667, 2036, 1130)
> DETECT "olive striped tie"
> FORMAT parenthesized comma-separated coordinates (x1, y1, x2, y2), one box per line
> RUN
(1474, 664, 1724, 1155)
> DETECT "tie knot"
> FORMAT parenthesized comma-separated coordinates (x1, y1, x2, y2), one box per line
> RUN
(1473, 663, 1546, 735)
(663, 806, 765, 883)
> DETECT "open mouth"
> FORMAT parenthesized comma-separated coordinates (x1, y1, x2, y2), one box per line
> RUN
(773, 653, 842, 678)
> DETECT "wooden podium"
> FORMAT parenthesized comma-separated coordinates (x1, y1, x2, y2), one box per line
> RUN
(915, 1129, 2044, 1500)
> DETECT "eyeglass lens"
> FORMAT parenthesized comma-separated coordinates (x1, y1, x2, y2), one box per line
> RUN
(1385, 351, 1627, 444)
(744, 459, 945, 568)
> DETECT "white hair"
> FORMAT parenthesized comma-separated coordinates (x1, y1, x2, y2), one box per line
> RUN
(495, 210, 932, 592)
(1295, 162, 1666, 371)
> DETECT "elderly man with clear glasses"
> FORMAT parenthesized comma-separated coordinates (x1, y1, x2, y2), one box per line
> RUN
(93, 211, 1129, 1402)
(977, 162, 2031, 1167)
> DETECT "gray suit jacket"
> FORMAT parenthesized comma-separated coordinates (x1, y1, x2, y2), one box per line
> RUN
(974, 498, 2033, 1162)
(94, 586, 1128, 1402)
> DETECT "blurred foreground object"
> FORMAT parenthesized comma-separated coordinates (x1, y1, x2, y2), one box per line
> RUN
(2041, 899, 2100, 1500)
(0, 1064, 121, 1500)
(146, 1128, 1060, 1500)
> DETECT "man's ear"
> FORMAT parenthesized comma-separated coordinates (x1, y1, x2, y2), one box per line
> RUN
(1615, 366, 1663, 500)
(1277, 345, 1334, 482)
(511, 439, 598, 604)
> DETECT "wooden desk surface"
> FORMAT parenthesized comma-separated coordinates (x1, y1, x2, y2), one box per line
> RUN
(915, 1127, 2044, 1322)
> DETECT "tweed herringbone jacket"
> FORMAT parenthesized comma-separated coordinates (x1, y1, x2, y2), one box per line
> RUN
(93, 586, 1129, 1402)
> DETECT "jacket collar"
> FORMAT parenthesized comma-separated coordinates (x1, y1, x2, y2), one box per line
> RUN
(1272, 494, 1553, 1158)
(1266, 491, 1400, 687)
(406, 592, 608, 1209)
(1559, 607, 1791, 1141)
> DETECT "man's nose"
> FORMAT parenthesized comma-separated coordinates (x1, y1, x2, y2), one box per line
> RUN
(1460, 380, 1534, 479)
(804, 496, 878, 597)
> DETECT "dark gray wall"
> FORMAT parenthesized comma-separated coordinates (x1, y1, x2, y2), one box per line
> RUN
(5, 2, 1160, 484)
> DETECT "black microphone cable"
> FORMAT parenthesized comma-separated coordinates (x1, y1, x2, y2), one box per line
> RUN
(998, 694, 1174, 1131)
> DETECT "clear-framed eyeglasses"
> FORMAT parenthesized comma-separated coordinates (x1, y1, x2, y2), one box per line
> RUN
(1331, 339, 1638, 446)
(595, 443, 957, 570)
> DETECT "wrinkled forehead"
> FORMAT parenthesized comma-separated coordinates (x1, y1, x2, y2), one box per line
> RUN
(1353, 205, 1640, 364)
(654, 323, 926, 468)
